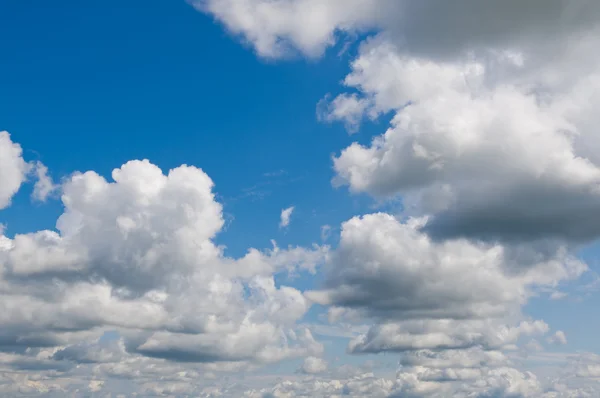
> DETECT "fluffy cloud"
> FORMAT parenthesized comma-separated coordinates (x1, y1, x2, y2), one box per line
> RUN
(196, 0, 600, 245)
(0, 159, 327, 371)
(547, 331, 568, 346)
(241, 349, 549, 398)
(309, 213, 583, 317)
(192, 0, 392, 58)
(241, 349, 600, 398)
(0, 131, 30, 209)
(307, 213, 583, 358)
(331, 39, 600, 244)
(0, 131, 58, 208)
(2, 0, 599, 395)
(280, 206, 295, 228)
(31, 161, 57, 202)
(244, 372, 395, 398)
(197, 1, 600, 62)
(300, 356, 328, 374)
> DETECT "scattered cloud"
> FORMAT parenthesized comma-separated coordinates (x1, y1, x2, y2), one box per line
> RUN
(300, 356, 328, 374)
(0, 131, 30, 209)
(31, 161, 58, 202)
(2, 0, 600, 395)
(547, 331, 568, 346)
(279, 206, 295, 228)
(320, 224, 332, 242)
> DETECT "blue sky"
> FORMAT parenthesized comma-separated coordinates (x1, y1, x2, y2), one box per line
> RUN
(2, 1, 600, 397)
(1, 0, 379, 251)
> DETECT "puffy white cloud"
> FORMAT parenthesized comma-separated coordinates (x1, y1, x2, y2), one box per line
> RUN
(0, 132, 59, 209)
(244, 372, 395, 398)
(309, 214, 583, 319)
(192, 0, 392, 58)
(0, 131, 30, 209)
(240, 348, 552, 398)
(317, 94, 371, 134)
(280, 206, 295, 228)
(196, 0, 600, 245)
(31, 161, 57, 202)
(0, 159, 327, 369)
(307, 213, 584, 357)
(331, 40, 600, 243)
(547, 331, 568, 346)
(3, 1, 600, 395)
(195, 0, 600, 60)
(300, 356, 327, 374)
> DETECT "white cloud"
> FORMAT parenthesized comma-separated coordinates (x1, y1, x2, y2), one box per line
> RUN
(196, 0, 600, 61)
(300, 356, 328, 374)
(196, 0, 600, 246)
(331, 40, 600, 243)
(31, 161, 57, 202)
(192, 0, 391, 58)
(307, 213, 584, 357)
(245, 372, 394, 398)
(0, 159, 327, 371)
(317, 93, 371, 134)
(309, 214, 583, 320)
(320, 225, 331, 242)
(280, 206, 295, 228)
(547, 331, 568, 346)
(2, 0, 600, 395)
(241, 348, 552, 398)
(0, 131, 30, 209)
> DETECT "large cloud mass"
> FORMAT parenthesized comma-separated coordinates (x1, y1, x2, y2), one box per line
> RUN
(0, 156, 328, 378)
(198, 0, 600, 244)
(2, 0, 600, 396)
(194, 1, 600, 396)
(331, 39, 600, 244)
(307, 213, 584, 357)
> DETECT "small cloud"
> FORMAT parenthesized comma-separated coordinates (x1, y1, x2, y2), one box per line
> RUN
(550, 291, 568, 300)
(524, 339, 544, 353)
(31, 161, 58, 202)
(279, 206, 295, 229)
(547, 330, 568, 345)
(321, 225, 332, 241)
(88, 380, 104, 393)
(263, 169, 287, 178)
(317, 93, 370, 134)
(299, 356, 328, 374)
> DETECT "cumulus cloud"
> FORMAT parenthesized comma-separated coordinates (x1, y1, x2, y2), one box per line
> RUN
(192, 0, 393, 58)
(307, 213, 583, 357)
(331, 39, 600, 244)
(196, 0, 600, 60)
(0, 159, 327, 372)
(279, 206, 295, 228)
(0, 131, 30, 209)
(242, 348, 553, 398)
(244, 372, 395, 398)
(309, 214, 583, 319)
(300, 356, 328, 374)
(2, 0, 599, 395)
(547, 331, 568, 346)
(196, 0, 600, 245)
(0, 132, 59, 208)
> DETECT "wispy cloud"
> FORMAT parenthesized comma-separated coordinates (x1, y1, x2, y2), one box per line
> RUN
(279, 206, 295, 228)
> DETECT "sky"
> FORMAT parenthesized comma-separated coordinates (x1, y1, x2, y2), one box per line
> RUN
(1, 0, 600, 397)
